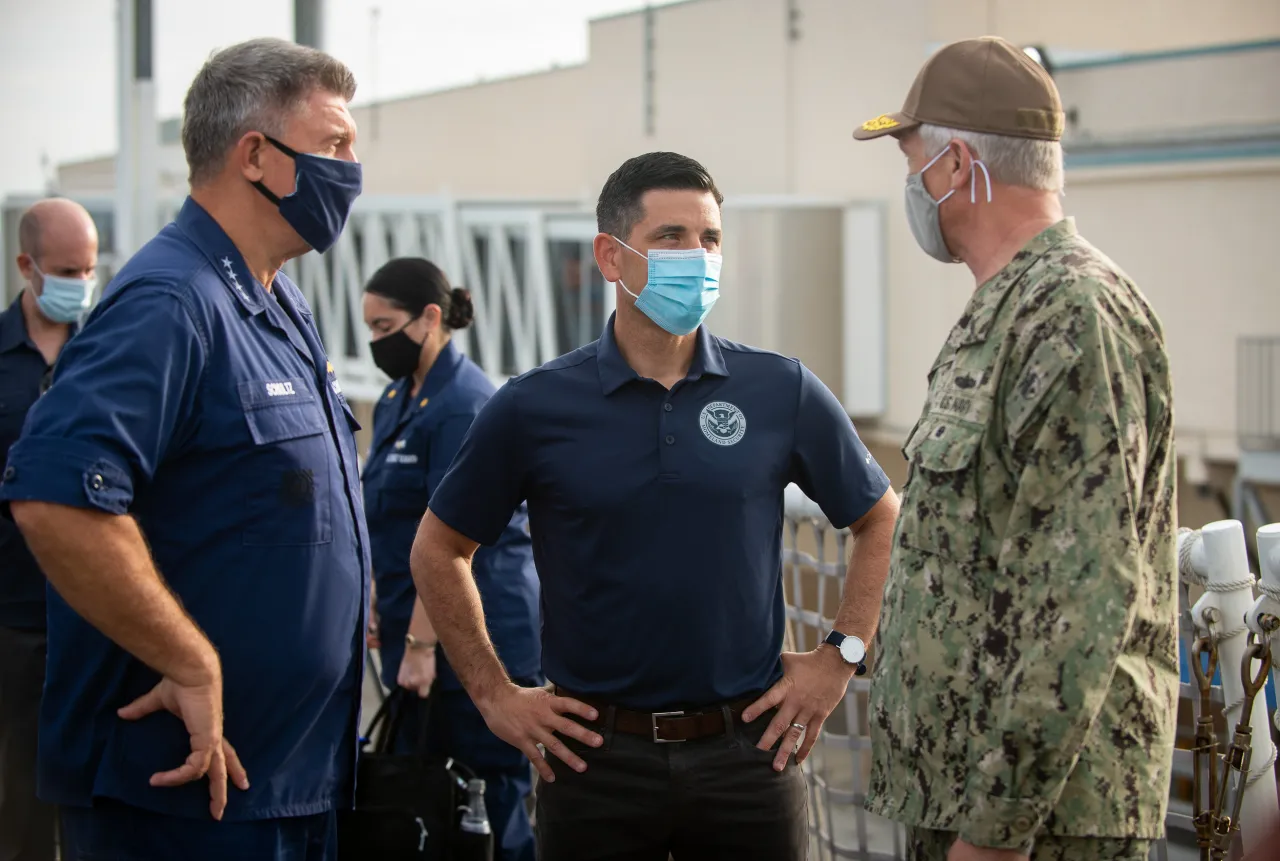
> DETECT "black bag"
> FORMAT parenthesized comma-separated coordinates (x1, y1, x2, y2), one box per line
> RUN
(336, 688, 494, 860)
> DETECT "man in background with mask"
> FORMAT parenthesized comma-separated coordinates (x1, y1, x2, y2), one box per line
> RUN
(1, 38, 368, 861)
(409, 150, 900, 859)
(0, 198, 97, 861)
(853, 36, 1178, 861)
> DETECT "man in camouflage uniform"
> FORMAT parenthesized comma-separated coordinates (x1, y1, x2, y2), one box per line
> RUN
(852, 36, 1179, 861)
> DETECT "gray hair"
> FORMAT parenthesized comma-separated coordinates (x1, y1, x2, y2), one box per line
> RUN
(181, 38, 357, 186)
(919, 124, 1064, 193)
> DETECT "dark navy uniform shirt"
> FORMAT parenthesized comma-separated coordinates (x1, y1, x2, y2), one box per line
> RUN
(429, 315, 890, 711)
(362, 339, 541, 692)
(0, 199, 370, 820)
(0, 292, 67, 631)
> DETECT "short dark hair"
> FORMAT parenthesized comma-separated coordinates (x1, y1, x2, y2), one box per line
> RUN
(364, 257, 474, 330)
(596, 152, 724, 240)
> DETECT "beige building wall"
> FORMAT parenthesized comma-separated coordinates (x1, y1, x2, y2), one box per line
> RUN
(573, 0, 1280, 444)
(715, 206, 847, 394)
(931, 0, 1280, 51)
(1056, 49, 1280, 141)
(1064, 160, 1280, 461)
(55, 157, 117, 193)
(584, 0, 794, 196)
(30, 0, 1280, 472)
(348, 66, 593, 198)
(55, 145, 189, 198)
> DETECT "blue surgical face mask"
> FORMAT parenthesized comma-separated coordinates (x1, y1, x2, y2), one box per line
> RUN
(32, 263, 94, 323)
(904, 144, 992, 264)
(613, 237, 722, 336)
(252, 134, 363, 254)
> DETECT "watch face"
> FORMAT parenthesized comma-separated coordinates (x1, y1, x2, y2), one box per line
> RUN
(839, 636, 866, 664)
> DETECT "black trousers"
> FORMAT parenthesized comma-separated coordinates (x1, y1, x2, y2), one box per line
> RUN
(535, 706, 808, 861)
(0, 626, 55, 861)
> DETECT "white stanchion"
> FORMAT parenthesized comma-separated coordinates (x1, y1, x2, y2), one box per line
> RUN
(1248, 524, 1280, 737)
(1183, 521, 1279, 853)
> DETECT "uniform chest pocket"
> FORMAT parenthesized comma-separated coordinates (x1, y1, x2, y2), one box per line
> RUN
(897, 417, 986, 563)
(377, 468, 429, 517)
(239, 380, 332, 547)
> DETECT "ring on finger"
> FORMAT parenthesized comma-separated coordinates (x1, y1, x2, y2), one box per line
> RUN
(790, 722, 806, 732)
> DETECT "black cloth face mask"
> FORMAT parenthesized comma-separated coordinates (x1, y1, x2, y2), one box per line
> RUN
(370, 318, 423, 380)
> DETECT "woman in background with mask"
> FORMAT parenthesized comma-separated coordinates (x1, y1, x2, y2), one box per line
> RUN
(361, 257, 542, 861)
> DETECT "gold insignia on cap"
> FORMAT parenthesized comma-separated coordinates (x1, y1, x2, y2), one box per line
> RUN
(861, 115, 900, 132)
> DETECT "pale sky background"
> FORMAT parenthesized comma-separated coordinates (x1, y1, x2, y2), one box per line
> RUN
(0, 0, 683, 200)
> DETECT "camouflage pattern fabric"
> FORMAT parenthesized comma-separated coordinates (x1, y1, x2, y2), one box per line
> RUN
(906, 828, 1153, 861)
(865, 218, 1179, 852)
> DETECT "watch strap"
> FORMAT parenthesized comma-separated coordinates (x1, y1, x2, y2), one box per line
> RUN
(824, 629, 868, 675)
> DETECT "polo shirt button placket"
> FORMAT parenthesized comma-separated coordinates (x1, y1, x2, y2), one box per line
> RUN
(658, 396, 679, 474)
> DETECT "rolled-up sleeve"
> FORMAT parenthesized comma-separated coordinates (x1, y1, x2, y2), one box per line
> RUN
(0, 284, 206, 514)
(787, 362, 890, 528)
(427, 380, 526, 547)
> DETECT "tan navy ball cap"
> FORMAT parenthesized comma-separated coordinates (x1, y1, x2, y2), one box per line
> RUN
(853, 36, 1065, 143)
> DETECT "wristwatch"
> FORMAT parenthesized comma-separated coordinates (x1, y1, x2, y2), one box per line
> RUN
(823, 630, 868, 676)
(405, 633, 437, 651)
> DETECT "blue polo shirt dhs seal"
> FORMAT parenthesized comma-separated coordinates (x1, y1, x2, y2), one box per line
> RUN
(429, 315, 890, 710)
(0, 199, 370, 820)
(362, 339, 541, 692)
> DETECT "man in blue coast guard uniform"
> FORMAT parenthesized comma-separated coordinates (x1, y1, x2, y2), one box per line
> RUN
(411, 151, 902, 860)
(0, 38, 368, 861)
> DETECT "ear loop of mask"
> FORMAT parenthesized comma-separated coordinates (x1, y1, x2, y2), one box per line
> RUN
(970, 160, 992, 204)
(613, 236, 645, 300)
(924, 145, 994, 205)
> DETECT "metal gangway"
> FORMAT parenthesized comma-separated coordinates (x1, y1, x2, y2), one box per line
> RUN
(781, 486, 1280, 861)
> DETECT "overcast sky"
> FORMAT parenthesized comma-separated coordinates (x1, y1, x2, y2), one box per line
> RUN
(0, 0, 681, 200)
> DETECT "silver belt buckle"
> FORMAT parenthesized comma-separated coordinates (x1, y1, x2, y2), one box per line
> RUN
(651, 710, 686, 743)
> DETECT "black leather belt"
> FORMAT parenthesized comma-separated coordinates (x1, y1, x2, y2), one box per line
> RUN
(557, 688, 759, 743)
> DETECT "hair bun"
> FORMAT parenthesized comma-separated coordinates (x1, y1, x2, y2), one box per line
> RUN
(445, 286, 474, 330)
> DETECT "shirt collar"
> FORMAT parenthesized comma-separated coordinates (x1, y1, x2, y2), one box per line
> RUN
(0, 290, 79, 355)
(420, 338, 465, 400)
(596, 312, 730, 396)
(174, 197, 268, 315)
(950, 217, 1078, 347)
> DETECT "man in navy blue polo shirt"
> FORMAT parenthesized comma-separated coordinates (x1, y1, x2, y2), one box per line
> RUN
(0, 197, 99, 861)
(1, 38, 368, 861)
(410, 151, 900, 859)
